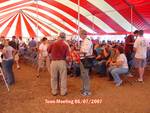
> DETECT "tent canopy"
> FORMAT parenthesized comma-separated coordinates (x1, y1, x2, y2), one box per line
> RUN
(0, 0, 150, 38)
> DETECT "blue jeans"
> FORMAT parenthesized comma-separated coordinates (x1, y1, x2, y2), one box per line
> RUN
(72, 62, 80, 76)
(80, 62, 90, 93)
(110, 67, 128, 84)
(94, 60, 106, 75)
(2, 59, 15, 85)
(107, 66, 116, 80)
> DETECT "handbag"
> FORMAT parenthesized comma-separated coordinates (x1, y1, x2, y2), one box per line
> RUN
(81, 57, 93, 69)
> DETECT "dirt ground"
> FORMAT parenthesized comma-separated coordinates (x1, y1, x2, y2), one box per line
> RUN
(0, 63, 150, 113)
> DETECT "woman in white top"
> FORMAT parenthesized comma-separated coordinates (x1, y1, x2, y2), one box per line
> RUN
(108, 46, 128, 87)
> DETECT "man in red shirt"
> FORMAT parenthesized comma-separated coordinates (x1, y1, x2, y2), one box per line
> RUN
(48, 32, 69, 96)
(125, 30, 138, 62)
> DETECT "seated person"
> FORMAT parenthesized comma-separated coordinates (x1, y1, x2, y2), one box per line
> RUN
(93, 43, 101, 57)
(94, 45, 110, 75)
(106, 46, 118, 80)
(107, 46, 129, 87)
(69, 45, 80, 77)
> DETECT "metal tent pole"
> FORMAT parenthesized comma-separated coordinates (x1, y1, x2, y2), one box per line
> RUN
(77, 0, 80, 47)
(0, 67, 9, 91)
(131, 6, 133, 32)
(77, 0, 80, 34)
(35, 0, 39, 38)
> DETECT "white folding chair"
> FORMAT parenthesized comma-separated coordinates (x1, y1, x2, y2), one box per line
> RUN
(0, 67, 9, 91)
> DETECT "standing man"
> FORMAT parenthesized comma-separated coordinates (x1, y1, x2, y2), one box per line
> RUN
(3, 39, 16, 85)
(9, 36, 20, 69)
(124, 30, 139, 77)
(125, 30, 138, 63)
(28, 37, 37, 52)
(134, 30, 149, 82)
(79, 30, 93, 96)
(48, 32, 69, 96)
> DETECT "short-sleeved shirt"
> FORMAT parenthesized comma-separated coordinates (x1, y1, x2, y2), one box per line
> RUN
(117, 54, 128, 69)
(48, 39, 69, 60)
(3, 46, 14, 60)
(9, 40, 19, 50)
(80, 37, 93, 59)
(28, 40, 37, 48)
(39, 43, 48, 58)
(134, 36, 148, 59)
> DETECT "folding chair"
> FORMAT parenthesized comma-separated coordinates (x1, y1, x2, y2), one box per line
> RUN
(122, 60, 136, 85)
(0, 67, 9, 91)
(122, 73, 133, 85)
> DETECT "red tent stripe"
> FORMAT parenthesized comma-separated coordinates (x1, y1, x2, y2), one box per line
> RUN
(30, 3, 80, 32)
(22, 13, 36, 37)
(0, 14, 16, 27)
(0, 0, 8, 3)
(71, 0, 126, 32)
(23, 14, 50, 36)
(0, 0, 32, 12)
(25, 13, 58, 34)
(24, 9, 76, 34)
(0, 2, 76, 34)
(1, 2, 80, 32)
(43, 0, 105, 34)
(15, 14, 22, 37)
(0, 11, 17, 21)
(1, 14, 18, 36)
(0, 1, 149, 35)
(105, 0, 150, 32)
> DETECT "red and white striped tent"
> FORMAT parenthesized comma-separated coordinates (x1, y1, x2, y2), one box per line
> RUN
(0, 0, 150, 39)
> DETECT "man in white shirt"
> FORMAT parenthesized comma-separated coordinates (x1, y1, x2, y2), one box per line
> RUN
(134, 30, 149, 82)
(79, 30, 93, 96)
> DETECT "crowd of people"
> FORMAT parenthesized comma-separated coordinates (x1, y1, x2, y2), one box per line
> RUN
(0, 29, 149, 96)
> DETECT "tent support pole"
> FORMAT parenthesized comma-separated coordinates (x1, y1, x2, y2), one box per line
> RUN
(36, 0, 39, 38)
(77, 0, 80, 35)
(77, 0, 80, 46)
(131, 6, 133, 32)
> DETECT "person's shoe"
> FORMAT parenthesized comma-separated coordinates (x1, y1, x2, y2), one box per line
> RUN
(137, 78, 143, 82)
(36, 73, 40, 78)
(81, 92, 91, 96)
(116, 80, 123, 87)
(127, 73, 134, 77)
(17, 66, 20, 69)
(61, 92, 68, 96)
(52, 93, 58, 96)
(69, 73, 74, 77)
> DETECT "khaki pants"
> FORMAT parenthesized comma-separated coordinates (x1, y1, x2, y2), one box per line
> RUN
(50, 60, 67, 95)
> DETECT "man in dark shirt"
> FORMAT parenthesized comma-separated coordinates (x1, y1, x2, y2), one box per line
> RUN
(48, 32, 69, 96)
(9, 36, 20, 69)
(125, 30, 138, 63)
(9, 36, 19, 50)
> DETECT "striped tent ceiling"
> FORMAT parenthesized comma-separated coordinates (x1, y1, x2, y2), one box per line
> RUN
(0, 0, 150, 38)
